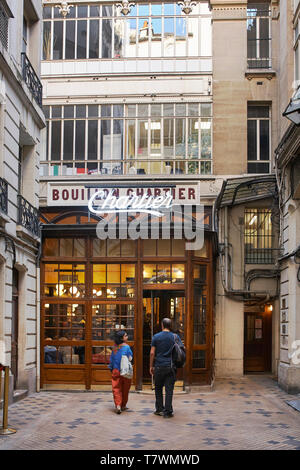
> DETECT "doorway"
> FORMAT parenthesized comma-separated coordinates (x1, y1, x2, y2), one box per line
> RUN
(142, 290, 185, 382)
(244, 309, 272, 372)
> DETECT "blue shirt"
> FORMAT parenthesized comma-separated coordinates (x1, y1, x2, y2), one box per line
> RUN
(109, 344, 133, 371)
(151, 331, 183, 367)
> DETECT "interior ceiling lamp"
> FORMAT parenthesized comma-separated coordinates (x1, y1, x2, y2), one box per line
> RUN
(56, 1, 74, 18)
(116, 1, 135, 16)
(265, 303, 273, 313)
(283, 87, 300, 125)
(178, 1, 198, 15)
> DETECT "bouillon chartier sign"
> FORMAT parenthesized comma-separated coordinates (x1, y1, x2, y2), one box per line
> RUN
(47, 183, 200, 217)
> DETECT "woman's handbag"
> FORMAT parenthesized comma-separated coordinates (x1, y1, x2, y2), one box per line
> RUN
(120, 354, 133, 379)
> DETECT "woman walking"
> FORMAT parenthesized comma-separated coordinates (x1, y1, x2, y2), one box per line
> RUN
(109, 330, 133, 414)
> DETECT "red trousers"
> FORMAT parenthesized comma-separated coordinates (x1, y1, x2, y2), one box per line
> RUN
(111, 369, 132, 408)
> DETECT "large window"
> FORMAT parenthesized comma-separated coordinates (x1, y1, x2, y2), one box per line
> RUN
(42, 102, 212, 176)
(247, 2, 271, 69)
(244, 208, 274, 263)
(0, 2, 9, 50)
(42, 2, 211, 61)
(247, 104, 270, 174)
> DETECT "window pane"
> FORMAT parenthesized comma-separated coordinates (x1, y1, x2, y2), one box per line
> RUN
(77, 5, 87, 18)
(93, 264, 106, 284)
(163, 119, 174, 158)
(107, 240, 120, 257)
(60, 239, 73, 256)
(102, 19, 112, 58)
(88, 105, 98, 117)
(89, 19, 99, 58)
(43, 239, 59, 256)
(93, 240, 106, 257)
(43, 21, 51, 60)
(65, 20, 75, 59)
(107, 264, 120, 284)
(259, 120, 269, 160)
(200, 120, 211, 159)
(138, 121, 148, 157)
(127, 120, 136, 159)
(114, 19, 123, 58)
(121, 240, 136, 257)
(88, 121, 98, 160)
(51, 121, 61, 161)
(188, 119, 198, 158)
(172, 264, 185, 283)
(52, 106, 62, 118)
(73, 239, 85, 257)
(101, 120, 111, 161)
(247, 120, 257, 161)
(75, 121, 85, 160)
(143, 240, 156, 256)
(64, 105, 74, 118)
(63, 121, 73, 160)
(151, 18, 162, 57)
(192, 350, 205, 368)
(150, 120, 161, 155)
(53, 22, 63, 59)
(77, 20, 87, 58)
(157, 239, 171, 256)
(175, 119, 185, 157)
(76, 105, 86, 118)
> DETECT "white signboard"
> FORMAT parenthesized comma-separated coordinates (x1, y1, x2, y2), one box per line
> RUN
(47, 183, 200, 207)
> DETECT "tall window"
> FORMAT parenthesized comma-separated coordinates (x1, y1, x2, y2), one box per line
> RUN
(0, 2, 9, 49)
(244, 209, 274, 263)
(42, 102, 212, 176)
(247, 2, 271, 69)
(42, 2, 211, 60)
(247, 104, 270, 174)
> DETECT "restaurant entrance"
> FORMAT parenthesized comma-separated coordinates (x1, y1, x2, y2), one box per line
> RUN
(142, 290, 185, 382)
(40, 221, 214, 389)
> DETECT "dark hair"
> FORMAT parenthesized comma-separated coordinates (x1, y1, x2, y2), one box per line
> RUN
(114, 330, 127, 345)
(162, 318, 172, 330)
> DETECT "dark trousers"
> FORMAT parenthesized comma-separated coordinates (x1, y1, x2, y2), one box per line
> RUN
(154, 366, 176, 415)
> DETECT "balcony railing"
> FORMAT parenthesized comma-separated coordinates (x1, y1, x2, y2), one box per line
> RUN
(0, 177, 8, 214)
(21, 53, 43, 108)
(18, 195, 40, 238)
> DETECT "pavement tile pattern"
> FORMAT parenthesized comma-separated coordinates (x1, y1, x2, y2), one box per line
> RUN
(0, 375, 300, 450)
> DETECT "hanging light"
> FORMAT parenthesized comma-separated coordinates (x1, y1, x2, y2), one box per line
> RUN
(70, 286, 78, 295)
(55, 284, 65, 296)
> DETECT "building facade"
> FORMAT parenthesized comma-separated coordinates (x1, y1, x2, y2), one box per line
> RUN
(0, 0, 45, 400)
(274, 0, 300, 393)
(38, 0, 294, 392)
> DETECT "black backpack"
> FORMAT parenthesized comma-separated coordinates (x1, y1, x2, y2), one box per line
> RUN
(171, 334, 186, 368)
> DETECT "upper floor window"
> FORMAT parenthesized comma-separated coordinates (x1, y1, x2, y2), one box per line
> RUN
(247, 104, 270, 174)
(247, 2, 271, 69)
(42, 2, 211, 61)
(0, 1, 9, 50)
(244, 208, 274, 264)
(41, 102, 212, 176)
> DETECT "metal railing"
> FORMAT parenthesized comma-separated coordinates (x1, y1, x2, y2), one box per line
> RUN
(0, 177, 8, 214)
(17, 195, 40, 238)
(21, 53, 43, 108)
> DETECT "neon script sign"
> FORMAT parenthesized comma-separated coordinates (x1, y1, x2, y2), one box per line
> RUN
(88, 189, 173, 217)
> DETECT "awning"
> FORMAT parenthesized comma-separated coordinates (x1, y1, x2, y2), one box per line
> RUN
(215, 175, 277, 209)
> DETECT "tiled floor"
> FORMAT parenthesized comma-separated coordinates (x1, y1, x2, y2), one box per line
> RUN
(0, 375, 300, 450)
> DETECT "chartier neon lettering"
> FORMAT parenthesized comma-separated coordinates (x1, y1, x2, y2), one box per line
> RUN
(88, 189, 173, 217)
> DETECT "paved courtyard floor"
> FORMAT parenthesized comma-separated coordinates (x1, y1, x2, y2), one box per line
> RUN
(0, 375, 299, 451)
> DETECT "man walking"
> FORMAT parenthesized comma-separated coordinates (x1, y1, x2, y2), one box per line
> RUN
(150, 317, 184, 418)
